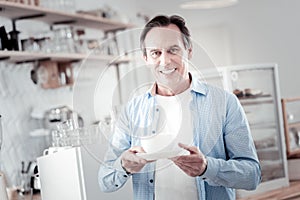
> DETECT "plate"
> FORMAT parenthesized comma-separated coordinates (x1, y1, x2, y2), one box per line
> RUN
(136, 150, 189, 161)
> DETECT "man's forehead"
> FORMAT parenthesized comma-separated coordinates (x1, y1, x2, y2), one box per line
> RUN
(145, 25, 182, 39)
(144, 26, 184, 48)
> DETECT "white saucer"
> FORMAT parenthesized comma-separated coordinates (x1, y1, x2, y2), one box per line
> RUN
(136, 150, 189, 161)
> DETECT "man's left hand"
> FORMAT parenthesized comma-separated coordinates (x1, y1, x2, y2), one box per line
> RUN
(171, 143, 207, 177)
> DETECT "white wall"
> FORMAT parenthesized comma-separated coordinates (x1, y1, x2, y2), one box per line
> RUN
(222, 0, 300, 97)
(129, 0, 300, 97)
(135, 0, 300, 98)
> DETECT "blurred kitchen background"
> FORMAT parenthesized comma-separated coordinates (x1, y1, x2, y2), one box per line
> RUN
(0, 0, 300, 199)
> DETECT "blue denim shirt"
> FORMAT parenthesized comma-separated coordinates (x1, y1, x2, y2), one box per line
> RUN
(98, 76, 261, 200)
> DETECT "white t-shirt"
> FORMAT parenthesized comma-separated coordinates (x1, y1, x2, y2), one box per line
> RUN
(154, 89, 198, 200)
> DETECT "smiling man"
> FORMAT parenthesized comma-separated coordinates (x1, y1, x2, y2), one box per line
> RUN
(142, 23, 191, 96)
(98, 15, 261, 200)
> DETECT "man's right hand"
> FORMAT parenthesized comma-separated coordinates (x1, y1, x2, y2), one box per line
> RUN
(121, 146, 149, 174)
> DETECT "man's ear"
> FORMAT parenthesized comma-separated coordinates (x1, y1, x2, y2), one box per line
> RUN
(188, 48, 192, 60)
(143, 55, 148, 62)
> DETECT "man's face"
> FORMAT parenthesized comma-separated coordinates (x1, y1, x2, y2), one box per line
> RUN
(143, 24, 192, 89)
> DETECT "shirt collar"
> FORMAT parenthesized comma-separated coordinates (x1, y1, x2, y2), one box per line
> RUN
(189, 73, 208, 96)
(147, 72, 208, 97)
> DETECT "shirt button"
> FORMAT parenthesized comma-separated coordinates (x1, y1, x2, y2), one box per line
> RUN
(115, 184, 118, 187)
(152, 130, 155, 134)
(149, 179, 153, 183)
(156, 108, 159, 112)
(123, 175, 128, 178)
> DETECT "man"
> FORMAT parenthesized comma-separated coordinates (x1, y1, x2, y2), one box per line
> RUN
(99, 15, 261, 199)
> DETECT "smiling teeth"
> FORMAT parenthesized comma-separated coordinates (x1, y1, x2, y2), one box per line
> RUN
(161, 69, 175, 74)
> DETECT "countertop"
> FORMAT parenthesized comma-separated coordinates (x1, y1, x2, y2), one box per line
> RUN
(8, 181, 300, 200)
(238, 181, 300, 200)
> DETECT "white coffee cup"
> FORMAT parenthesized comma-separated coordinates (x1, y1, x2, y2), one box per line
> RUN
(140, 134, 175, 154)
(43, 146, 71, 156)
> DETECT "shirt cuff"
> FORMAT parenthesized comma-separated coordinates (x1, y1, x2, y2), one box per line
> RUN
(113, 156, 131, 177)
(198, 156, 218, 180)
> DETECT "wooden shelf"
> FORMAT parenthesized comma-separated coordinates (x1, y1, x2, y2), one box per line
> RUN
(249, 122, 276, 129)
(282, 97, 300, 103)
(0, 50, 130, 65)
(239, 94, 273, 106)
(288, 121, 300, 129)
(288, 149, 300, 158)
(0, 1, 134, 31)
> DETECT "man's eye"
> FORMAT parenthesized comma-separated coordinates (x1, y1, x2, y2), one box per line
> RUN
(169, 48, 179, 55)
(150, 51, 161, 58)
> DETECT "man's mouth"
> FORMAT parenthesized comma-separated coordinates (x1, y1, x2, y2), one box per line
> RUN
(160, 68, 176, 75)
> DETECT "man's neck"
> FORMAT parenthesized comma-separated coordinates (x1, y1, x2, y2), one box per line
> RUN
(156, 78, 191, 96)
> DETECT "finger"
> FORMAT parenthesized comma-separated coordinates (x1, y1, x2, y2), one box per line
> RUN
(130, 146, 146, 153)
(145, 159, 156, 163)
(169, 157, 178, 161)
(122, 158, 147, 173)
(129, 166, 145, 173)
(175, 155, 204, 163)
(174, 162, 199, 171)
(173, 159, 201, 170)
(173, 161, 200, 177)
(175, 159, 202, 165)
(178, 143, 199, 154)
(129, 156, 147, 165)
(124, 161, 145, 168)
(122, 151, 147, 164)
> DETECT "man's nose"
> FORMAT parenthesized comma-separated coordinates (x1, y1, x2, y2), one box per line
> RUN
(159, 51, 171, 66)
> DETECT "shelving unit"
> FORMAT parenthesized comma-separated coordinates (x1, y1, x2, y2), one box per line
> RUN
(281, 97, 300, 158)
(0, 1, 133, 63)
(0, 50, 130, 64)
(0, 1, 134, 88)
(0, 1, 133, 31)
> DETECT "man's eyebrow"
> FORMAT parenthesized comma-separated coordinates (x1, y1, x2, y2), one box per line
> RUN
(169, 45, 181, 48)
(148, 45, 181, 50)
(149, 48, 160, 52)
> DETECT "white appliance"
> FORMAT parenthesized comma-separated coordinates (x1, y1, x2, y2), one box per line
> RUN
(37, 145, 133, 200)
(0, 115, 9, 200)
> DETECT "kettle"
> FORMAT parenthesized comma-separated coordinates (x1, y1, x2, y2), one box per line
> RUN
(0, 115, 9, 200)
